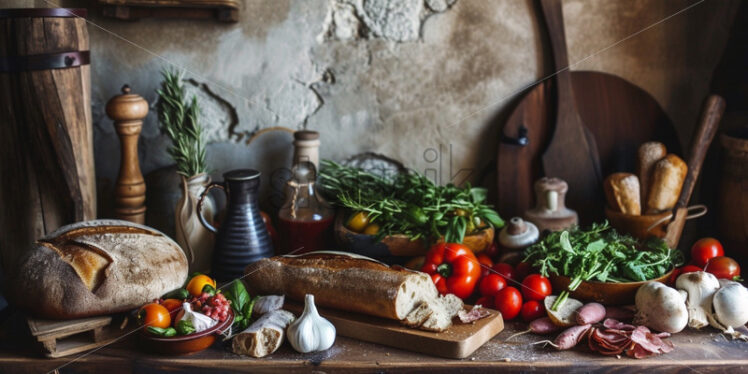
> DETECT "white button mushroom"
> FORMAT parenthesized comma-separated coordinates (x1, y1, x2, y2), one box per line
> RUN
(634, 281, 688, 333)
(675, 271, 720, 329)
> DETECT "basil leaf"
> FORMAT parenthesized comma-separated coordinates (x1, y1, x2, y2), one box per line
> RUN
(226, 280, 249, 315)
(176, 320, 196, 335)
(147, 326, 177, 337)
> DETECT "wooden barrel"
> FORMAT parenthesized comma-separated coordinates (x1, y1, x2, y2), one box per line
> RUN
(718, 128, 748, 266)
(0, 8, 96, 272)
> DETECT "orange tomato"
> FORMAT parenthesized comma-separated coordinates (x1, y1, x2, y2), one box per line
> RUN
(186, 274, 216, 296)
(138, 303, 171, 329)
(160, 298, 182, 320)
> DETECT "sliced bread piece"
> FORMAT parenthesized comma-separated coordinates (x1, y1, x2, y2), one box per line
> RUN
(402, 302, 433, 328)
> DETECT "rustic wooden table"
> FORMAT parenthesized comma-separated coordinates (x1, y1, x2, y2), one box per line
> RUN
(1, 312, 746, 374)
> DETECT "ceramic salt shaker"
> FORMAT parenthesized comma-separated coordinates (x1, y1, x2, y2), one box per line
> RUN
(524, 177, 578, 233)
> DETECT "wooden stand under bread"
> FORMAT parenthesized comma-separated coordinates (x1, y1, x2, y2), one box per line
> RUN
(243, 253, 463, 332)
(6, 219, 188, 320)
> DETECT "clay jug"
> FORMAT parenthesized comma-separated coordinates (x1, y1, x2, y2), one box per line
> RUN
(175, 173, 215, 274)
(198, 169, 273, 281)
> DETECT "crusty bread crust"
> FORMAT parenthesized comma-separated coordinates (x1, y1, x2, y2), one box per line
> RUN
(604, 173, 641, 215)
(243, 255, 437, 320)
(6, 220, 188, 319)
(637, 142, 667, 205)
(646, 154, 687, 213)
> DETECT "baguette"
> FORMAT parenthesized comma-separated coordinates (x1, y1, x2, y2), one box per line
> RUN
(243, 254, 438, 321)
(637, 142, 667, 205)
(6, 220, 188, 319)
(646, 154, 687, 213)
(603, 173, 641, 215)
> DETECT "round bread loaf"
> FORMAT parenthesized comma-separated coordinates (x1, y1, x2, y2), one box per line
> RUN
(6, 220, 188, 319)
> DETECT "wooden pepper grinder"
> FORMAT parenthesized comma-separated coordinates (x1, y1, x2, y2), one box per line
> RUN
(524, 177, 578, 233)
(106, 85, 147, 224)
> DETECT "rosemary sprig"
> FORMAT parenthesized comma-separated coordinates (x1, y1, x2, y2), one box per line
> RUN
(157, 69, 207, 177)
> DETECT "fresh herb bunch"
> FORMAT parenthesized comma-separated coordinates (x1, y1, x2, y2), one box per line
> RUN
(523, 221, 683, 311)
(157, 69, 207, 177)
(319, 160, 504, 244)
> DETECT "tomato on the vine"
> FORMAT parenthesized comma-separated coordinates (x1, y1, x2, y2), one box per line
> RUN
(705, 256, 741, 280)
(521, 274, 552, 301)
(138, 303, 171, 329)
(478, 274, 507, 297)
(477, 254, 494, 277)
(494, 287, 522, 320)
(690, 238, 724, 267)
(520, 300, 545, 322)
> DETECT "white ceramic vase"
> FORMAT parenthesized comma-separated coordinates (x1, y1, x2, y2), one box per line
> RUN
(175, 173, 216, 274)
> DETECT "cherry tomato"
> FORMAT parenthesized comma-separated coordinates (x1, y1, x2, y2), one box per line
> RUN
(363, 223, 380, 235)
(494, 287, 522, 320)
(347, 211, 369, 233)
(690, 238, 725, 267)
(521, 274, 552, 301)
(476, 295, 495, 309)
(478, 273, 507, 297)
(477, 254, 494, 277)
(520, 300, 546, 322)
(669, 265, 704, 285)
(492, 263, 515, 282)
(138, 303, 171, 329)
(161, 298, 182, 312)
(514, 262, 532, 281)
(705, 256, 741, 280)
(186, 274, 217, 297)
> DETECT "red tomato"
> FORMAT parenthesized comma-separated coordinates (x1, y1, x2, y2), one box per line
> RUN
(690, 238, 725, 267)
(492, 263, 515, 282)
(476, 295, 494, 308)
(514, 261, 532, 281)
(494, 287, 522, 320)
(521, 274, 552, 301)
(478, 274, 507, 297)
(705, 256, 741, 280)
(520, 300, 546, 322)
(477, 254, 493, 277)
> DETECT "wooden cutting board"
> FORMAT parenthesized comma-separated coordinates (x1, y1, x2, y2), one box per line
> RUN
(284, 302, 504, 359)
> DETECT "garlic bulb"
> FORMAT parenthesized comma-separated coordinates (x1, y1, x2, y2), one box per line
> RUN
(176, 302, 217, 333)
(287, 294, 336, 353)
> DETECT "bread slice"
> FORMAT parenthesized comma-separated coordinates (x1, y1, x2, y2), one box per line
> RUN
(402, 302, 433, 328)
(232, 310, 295, 358)
(419, 294, 465, 332)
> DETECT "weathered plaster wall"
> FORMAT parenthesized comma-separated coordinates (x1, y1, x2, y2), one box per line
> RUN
(4, 0, 739, 212)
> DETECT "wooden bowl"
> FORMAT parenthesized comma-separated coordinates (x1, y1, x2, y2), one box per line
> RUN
(334, 213, 495, 260)
(605, 208, 671, 241)
(549, 270, 673, 306)
(139, 310, 234, 355)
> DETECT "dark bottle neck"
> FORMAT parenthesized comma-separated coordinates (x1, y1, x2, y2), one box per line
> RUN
(226, 178, 259, 204)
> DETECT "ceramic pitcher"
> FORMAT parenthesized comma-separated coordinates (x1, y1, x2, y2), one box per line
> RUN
(198, 169, 273, 281)
(175, 173, 215, 274)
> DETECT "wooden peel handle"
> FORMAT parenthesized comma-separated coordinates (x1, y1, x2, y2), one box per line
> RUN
(677, 94, 725, 208)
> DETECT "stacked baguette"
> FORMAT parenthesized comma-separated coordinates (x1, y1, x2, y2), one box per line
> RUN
(243, 254, 463, 332)
(604, 142, 687, 215)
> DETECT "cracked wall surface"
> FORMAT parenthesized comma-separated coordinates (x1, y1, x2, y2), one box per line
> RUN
(8, 0, 737, 214)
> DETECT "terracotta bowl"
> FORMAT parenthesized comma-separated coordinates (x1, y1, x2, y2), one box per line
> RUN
(139, 309, 234, 355)
(549, 269, 673, 306)
(604, 208, 671, 242)
(334, 213, 495, 260)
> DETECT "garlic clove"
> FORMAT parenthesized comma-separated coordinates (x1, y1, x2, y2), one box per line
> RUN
(287, 294, 336, 353)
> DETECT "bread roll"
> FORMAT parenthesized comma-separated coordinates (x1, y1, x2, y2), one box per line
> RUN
(646, 154, 687, 213)
(243, 254, 438, 321)
(604, 173, 641, 215)
(6, 220, 188, 319)
(232, 310, 295, 358)
(637, 142, 667, 204)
